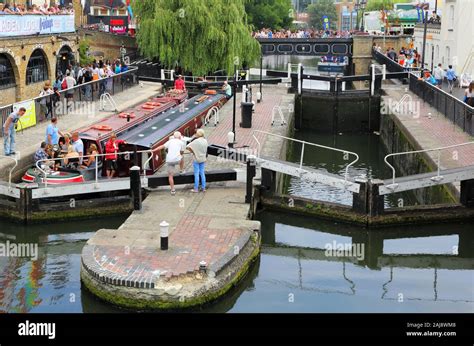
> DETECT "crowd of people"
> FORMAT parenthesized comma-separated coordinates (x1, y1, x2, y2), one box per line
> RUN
(375, 44, 421, 69)
(253, 28, 352, 39)
(0, 2, 74, 15)
(37, 59, 130, 119)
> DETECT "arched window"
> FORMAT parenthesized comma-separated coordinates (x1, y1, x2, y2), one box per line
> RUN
(0, 54, 16, 90)
(26, 50, 49, 85)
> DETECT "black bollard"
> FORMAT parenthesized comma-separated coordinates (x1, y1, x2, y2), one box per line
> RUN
(160, 221, 169, 250)
(130, 166, 142, 211)
(245, 155, 257, 204)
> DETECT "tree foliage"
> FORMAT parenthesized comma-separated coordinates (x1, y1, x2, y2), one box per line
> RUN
(307, 0, 337, 30)
(133, 0, 261, 76)
(245, 0, 294, 30)
(365, 0, 411, 11)
(79, 39, 94, 66)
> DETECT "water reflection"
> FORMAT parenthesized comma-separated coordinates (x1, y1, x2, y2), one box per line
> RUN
(1, 212, 472, 313)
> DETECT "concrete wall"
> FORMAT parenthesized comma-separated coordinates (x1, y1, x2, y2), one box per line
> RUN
(352, 35, 411, 75)
(295, 93, 381, 134)
(380, 113, 456, 204)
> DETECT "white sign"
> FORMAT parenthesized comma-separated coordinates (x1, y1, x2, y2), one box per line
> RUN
(0, 15, 75, 38)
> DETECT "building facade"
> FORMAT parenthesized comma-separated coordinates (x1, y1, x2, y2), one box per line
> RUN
(0, 0, 80, 106)
(413, 0, 474, 75)
(335, 0, 357, 32)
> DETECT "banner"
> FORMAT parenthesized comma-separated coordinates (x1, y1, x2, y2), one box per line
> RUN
(0, 15, 75, 38)
(13, 100, 36, 131)
(322, 16, 330, 31)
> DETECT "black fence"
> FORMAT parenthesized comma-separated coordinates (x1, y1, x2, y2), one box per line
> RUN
(409, 73, 474, 136)
(0, 68, 138, 137)
(372, 49, 420, 74)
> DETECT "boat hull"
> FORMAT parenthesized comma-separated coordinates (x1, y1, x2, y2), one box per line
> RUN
(22, 168, 85, 185)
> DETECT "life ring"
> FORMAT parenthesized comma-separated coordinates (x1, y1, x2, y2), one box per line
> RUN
(92, 125, 113, 131)
(119, 112, 136, 119)
(142, 105, 155, 110)
(205, 89, 217, 95)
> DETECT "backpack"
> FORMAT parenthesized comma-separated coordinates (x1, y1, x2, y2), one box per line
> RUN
(61, 79, 68, 90)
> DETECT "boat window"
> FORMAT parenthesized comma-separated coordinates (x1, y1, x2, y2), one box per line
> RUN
(184, 127, 190, 137)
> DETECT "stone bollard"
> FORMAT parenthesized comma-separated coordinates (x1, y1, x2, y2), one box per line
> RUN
(130, 166, 142, 211)
(245, 155, 257, 204)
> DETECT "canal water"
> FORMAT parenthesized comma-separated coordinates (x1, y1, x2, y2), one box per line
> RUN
(0, 212, 472, 313)
(0, 58, 471, 313)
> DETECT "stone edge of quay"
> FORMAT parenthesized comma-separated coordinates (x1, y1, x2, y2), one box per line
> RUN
(79, 231, 261, 310)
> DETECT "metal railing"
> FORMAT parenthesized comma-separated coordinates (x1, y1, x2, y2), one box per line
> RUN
(384, 141, 474, 190)
(204, 106, 220, 127)
(0, 67, 138, 137)
(0, 154, 18, 191)
(252, 130, 359, 183)
(409, 73, 474, 136)
(372, 50, 421, 73)
(271, 106, 287, 126)
(35, 148, 154, 190)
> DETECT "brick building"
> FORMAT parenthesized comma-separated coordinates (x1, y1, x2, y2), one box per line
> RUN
(0, 0, 81, 106)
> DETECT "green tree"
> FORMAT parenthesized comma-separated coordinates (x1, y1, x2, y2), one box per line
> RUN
(78, 39, 94, 66)
(133, 0, 260, 76)
(365, 0, 411, 11)
(246, 0, 294, 30)
(307, 0, 337, 30)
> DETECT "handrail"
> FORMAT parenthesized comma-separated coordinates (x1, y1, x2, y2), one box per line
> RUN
(410, 71, 474, 110)
(0, 66, 138, 112)
(35, 148, 154, 190)
(204, 106, 220, 126)
(0, 154, 18, 191)
(252, 130, 360, 183)
(384, 141, 474, 189)
(271, 106, 286, 126)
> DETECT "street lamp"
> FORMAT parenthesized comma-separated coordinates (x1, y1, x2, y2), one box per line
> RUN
(360, 0, 367, 33)
(354, 1, 360, 31)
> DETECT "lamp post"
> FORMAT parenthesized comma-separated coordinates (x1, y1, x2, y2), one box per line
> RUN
(355, 1, 360, 31)
(421, 10, 428, 70)
(232, 64, 238, 144)
(360, 0, 367, 33)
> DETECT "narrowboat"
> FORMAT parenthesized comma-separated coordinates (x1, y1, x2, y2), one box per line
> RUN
(22, 92, 226, 183)
(318, 55, 349, 74)
(22, 92, 188, 184)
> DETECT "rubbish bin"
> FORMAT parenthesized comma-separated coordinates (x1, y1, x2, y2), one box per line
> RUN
(240, 102, 253, 128)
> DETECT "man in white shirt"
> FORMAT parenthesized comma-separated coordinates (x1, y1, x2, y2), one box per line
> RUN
(154, 132, 185, 195)
(433, 63, 444, 87)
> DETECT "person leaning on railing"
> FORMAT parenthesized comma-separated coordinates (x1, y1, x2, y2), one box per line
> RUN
(81, 144, 98, 170)
(464, 82, 474, 107)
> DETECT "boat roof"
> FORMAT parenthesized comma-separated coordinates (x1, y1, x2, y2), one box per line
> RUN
(121, 94, 226, 148)
(77, 94, 188, 142)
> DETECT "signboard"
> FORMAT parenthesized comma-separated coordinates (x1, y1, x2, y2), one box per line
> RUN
(13, 100, 36, 131)
(110, 18, 127, 35)
(0, 15, 75, 38)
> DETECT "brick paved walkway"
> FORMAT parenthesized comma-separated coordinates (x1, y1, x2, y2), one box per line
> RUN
(81, 85, 293, 308)
(383, 85, 474, 170)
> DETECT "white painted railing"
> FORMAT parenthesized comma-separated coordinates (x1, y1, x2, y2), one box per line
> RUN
(271, 106, 287, 126)
(99, 93, 118, 112)
(204, 106, 220, 127)
(35, 149, 154, 191)
(0, 154, 18, 192)
(252, 130, 359, 183)
(384, 141, 474, 190)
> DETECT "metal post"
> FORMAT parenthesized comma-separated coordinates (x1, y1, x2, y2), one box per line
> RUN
(232, 65, 237, 143)
(299, 143, 305, 169)
(421, 10, 428, 70)
(130, 166, 142, 211)
(245, 155, 257, 204)
(298, 63, 303, 95)
(259, 54, 263, 102)
(431, 45, 435, 73)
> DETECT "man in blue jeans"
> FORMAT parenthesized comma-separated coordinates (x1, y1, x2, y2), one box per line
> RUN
(187, 129, 208, 193)
(3, 107, 26, 156)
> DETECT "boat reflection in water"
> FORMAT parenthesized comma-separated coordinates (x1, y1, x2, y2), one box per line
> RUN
(0, 212, 472, 313)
